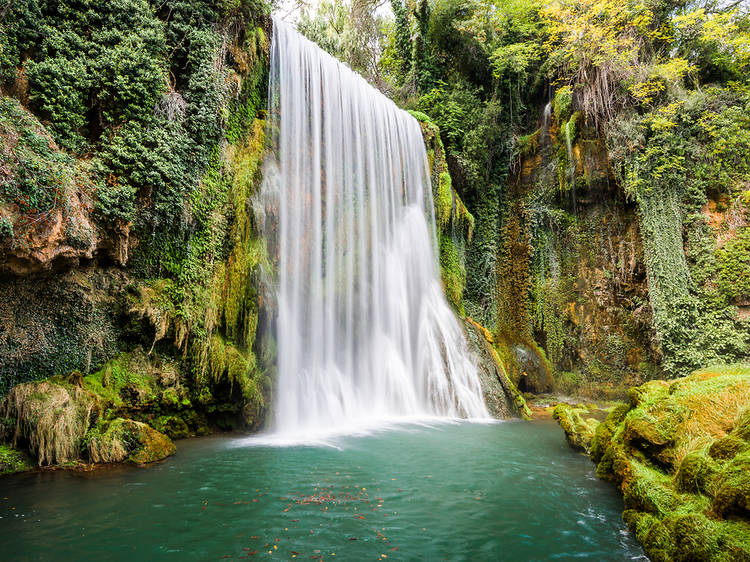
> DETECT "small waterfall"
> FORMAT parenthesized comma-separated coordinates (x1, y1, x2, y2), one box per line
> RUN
(564, 118, 575, 184)
(564, 117, 577, 211)
(542, 102, 551, 145)
(262, 18, 489, 437)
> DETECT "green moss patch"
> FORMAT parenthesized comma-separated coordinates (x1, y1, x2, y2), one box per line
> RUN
(0, 444, 33, 475)
(553, 403, 601, 453)
(86, 417, 175, 464)
(588, 365, 750, 560)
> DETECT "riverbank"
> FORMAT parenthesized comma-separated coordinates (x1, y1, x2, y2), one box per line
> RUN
(554, 364, 750, 561)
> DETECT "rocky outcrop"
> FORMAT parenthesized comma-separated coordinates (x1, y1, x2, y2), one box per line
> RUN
(0, 98, 128, 276)
(464, 318, 531, 419)
(513, 112, 653, 391)
(553, 403, 602, 453)
(0, 352, 194, 468)
(87, 418, 175, 464)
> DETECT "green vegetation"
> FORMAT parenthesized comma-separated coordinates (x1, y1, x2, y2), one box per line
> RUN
(0, 97, 77, 217)
(586, 366, 750, 561)
(414, 115, 474, 314)
(0, 0, 272, 411)
(553, 402, 602, 453)
(86, 417, 176, 464)
(0, 444, 34, 475)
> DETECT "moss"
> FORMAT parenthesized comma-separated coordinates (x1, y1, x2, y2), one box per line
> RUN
(712, 450, 750, 518)
(554, 371, 579, 395)
(623, 461, 681, 516)
(553, 403, 600, 453)
(439, 233, 466, 314)
(623, 408, 677, 452)
(407, 109, 433, 123)
(732, 405, 750, 441)
(586, 366, 750, 560)
(436, 171, 453, 228)
(0, 443, 33, 475)
(553, 85, 573, 124)
(0, 380, 99, 466)
(83, 352, 160, 409)
(415, 115, 475, 313)
(709, 435, 747, 460)
(675, 449, 718, 495)
(154, 415, 190, 439)
(86, 417, 175, 464)
(624, 511, 674, 562)
(518, 129, 541, 157)
(591, 402, 631, 462)
(715, 226, 750, 303)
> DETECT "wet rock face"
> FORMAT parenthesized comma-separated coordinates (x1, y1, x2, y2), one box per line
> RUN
(0, 265, 129, 395)
(463, 319, 530, 419)
(513, 345, 553, 393)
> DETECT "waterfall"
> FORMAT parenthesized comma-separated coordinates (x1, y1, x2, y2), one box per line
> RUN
(565, 118, 575, 184)
(542, 102, 551, 145)
(262, 17, 489, 437)
(564, 118, 577, 211)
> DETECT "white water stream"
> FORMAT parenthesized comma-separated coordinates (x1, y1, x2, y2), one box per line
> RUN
(262, 18, 489, 438)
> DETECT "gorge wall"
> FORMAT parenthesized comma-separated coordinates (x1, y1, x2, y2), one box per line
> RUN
(0, 1, 275, 465)
(500, 86, 750, 395)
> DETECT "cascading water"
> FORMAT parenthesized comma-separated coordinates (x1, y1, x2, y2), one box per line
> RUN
(542, 102, 552, 145)
(261, 18, 489, 437)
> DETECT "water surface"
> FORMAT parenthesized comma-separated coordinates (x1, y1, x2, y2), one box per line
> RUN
(0, 421, 645, 561)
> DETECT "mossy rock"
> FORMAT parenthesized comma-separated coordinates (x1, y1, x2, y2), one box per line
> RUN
(669, 513, 725, 562)
(0, 443, 33, 475)
(675, 450, 718, 495)
(627, 380, 670, 408)
(732, 407, 750, 441)
(153, 415, 191, 440)
(624, 510, 674, 562)
(713, 451, 750, 518)
(622, 462, 680, 516)
(589, 366, 750, 561)
(87, 418, 175, 464)
(709, 435, 747, 460)
(622, 408, 680, 468)
(590, 402, 630, 463)
(553, 403, 599, 453)
(0, 379, 100, 465)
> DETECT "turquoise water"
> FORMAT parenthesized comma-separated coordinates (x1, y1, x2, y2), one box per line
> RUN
(0, 420, 645, 561)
